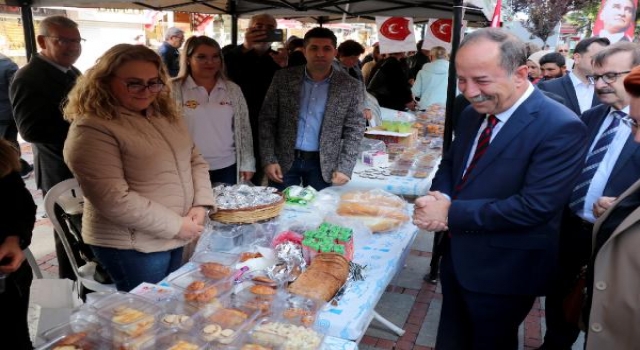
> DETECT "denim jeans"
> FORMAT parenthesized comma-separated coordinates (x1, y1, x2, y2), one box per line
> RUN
(90, 245, 184, 291)
(209, 163, 237, 186)
(269, 158, 331, 192)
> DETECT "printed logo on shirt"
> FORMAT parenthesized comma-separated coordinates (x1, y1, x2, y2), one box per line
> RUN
(220, 100, 233, 106)
(184, 100, 199, 109)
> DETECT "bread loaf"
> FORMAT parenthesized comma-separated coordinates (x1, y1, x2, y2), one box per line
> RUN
(288, 253, 349, 301)
(341, 191, 405, 208)
(337, 202, 409, 221)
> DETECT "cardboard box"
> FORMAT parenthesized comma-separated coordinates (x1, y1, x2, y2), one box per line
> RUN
(364, 127, 418, 147)
(362, 150, 389, 167)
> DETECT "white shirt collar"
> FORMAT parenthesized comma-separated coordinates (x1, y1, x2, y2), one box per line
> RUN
(569, 71, 588, 87)
(37, 52, 72, 72)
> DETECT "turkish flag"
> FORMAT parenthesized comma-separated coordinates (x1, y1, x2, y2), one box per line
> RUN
(490, 0, 502, 27)
(376, 16, 416, 54)
(422, 18, 466, 52)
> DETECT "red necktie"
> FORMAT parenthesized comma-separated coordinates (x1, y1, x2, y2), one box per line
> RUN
(454, 114, 499, 196)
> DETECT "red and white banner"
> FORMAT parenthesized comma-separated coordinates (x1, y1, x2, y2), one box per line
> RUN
(422, 19, 466, 52)
(375, 16, 416, 54)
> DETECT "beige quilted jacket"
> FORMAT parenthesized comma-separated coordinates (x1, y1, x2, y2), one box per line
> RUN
(64, 108, 215, 253)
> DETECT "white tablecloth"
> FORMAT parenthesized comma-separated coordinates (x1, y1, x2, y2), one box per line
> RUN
(164, 206, 418, 342)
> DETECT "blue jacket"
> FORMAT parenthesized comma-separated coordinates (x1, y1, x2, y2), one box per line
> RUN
(431, 89, 588, 296)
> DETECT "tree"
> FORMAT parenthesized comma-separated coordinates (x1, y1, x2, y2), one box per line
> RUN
(565, 1, 610, 37)
(512, 0, 596, 44)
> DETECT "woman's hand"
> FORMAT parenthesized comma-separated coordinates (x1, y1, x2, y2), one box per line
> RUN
(187, 206, 207, 226)
(176, 216, 204, 241)
(240, 171, 255, 182)
(0, 236, 25, 274)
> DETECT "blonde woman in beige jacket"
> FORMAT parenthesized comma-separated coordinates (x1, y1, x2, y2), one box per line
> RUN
(172, 36, 255, 185)
(63, 44, 215, 291)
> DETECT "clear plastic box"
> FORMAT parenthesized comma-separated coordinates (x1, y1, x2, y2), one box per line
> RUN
(37, 319, 107, 350)
(232, 280, 282, 316)
(94, 293, 162, 341)
(248, 317, 324, 350)
(158, 297, 199, 331)
(275, 294, 325, 328)
(122, 328, 207, 350)
(193, 298, 259, 345)
(190, 250, 239, 267)
(167, 270, 234, 308)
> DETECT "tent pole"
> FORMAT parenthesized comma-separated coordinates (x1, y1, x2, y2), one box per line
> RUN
(443, 0, 464, 153)
(19, 4, 36, 61)
(230, 0, 238, 46)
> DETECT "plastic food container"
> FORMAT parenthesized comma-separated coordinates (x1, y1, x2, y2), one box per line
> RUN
(233, 280, 281, 316)
(389, 163, 411, 177)
(190, 250, 239, 267)
(412, 165, 433, 179)
(248, 317, 324, 350)
(122, 328, 207, 350)
(37, 319, 107, 350)
(167, 270, 234, 308)
(193, 299, 259, 345)
(94, 293, 162, 341)
(276, 294, 324, 328)
(158, 298, 199, 331)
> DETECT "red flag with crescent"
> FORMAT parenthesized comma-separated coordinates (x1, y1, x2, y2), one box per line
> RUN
(375, 16, 416, 54)
(490, 0, 502, 27)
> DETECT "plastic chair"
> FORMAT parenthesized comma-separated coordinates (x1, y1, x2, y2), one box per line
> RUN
(24, 247, 43, 279)
(43, 178, 116, 295)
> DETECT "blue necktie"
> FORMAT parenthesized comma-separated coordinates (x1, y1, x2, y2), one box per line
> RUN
(568, 110, 624, 212)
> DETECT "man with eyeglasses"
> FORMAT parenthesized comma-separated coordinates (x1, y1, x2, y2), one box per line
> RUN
(538, 41, 640, 350)
(9, 15, 83, 281)
(158, 27, 184, 77)
(538, 37, 610, 116)
(595, 0, 637, 43)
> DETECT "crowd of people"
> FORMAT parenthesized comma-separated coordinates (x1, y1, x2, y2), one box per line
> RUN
(2, 11, 640, 350)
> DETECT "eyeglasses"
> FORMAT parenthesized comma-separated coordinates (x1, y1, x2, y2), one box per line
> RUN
(558, 49, 569, 52)
(45, 36, 85, 45)
(587, 71, 631, 84)
(116, 78, 165, 93)
(619, 115, 639, 129)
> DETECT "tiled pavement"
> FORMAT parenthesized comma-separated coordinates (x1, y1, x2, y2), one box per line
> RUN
(21, 140, 586, 349)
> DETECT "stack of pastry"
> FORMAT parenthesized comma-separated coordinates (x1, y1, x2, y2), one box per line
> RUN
(288, 253, 349, 301)
(336, 190, 409, 232)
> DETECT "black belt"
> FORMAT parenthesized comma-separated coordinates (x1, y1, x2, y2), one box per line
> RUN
(294, 150, 320, 160)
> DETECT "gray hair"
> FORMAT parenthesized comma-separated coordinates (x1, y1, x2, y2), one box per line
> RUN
(164, 27, 184, 41)
(38, 15, 78, 36)
(459, 28, 527, 75)
(592, 42, 640, 68)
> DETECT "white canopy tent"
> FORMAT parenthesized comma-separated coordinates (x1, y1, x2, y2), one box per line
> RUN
(2, 0, 493, 150)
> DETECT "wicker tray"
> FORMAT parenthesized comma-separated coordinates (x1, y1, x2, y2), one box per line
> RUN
(210, 193, 285, 224)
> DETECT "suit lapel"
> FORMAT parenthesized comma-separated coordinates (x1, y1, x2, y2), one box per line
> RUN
(607, 133, 638, 188)
(321, 71, 341, 136)
(561, 75, 580, 114)
(289, 67, 304, 127)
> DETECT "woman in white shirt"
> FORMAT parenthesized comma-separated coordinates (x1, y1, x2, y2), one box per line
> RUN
(172, 36, 255, 185)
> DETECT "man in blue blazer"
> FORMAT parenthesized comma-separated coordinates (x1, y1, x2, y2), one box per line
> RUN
(539, 42, 640, 350)
(537, 37, 610, 116)
(413, 28, 588, 349)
